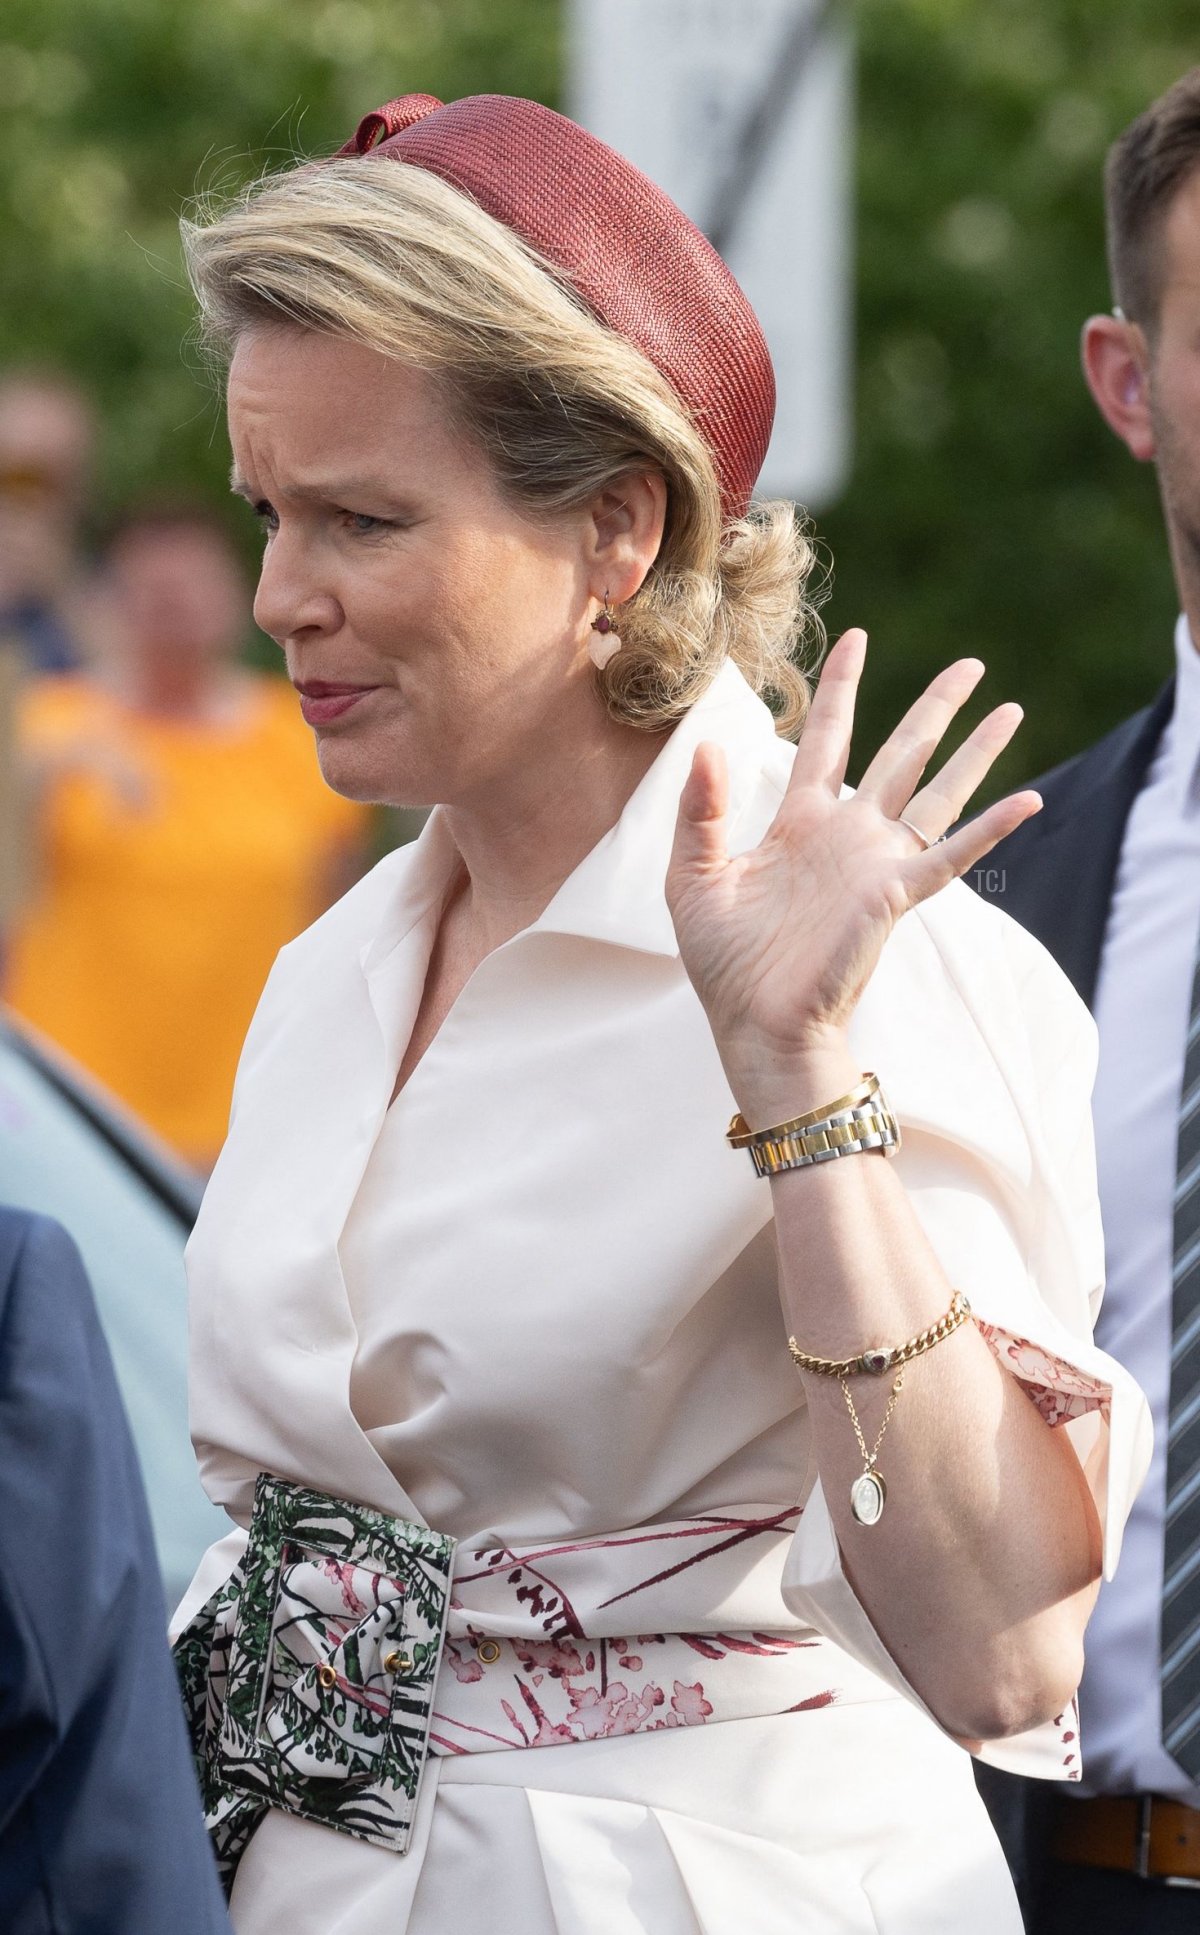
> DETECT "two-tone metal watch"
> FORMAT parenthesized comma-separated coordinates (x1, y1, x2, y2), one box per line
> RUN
(726, 1072, 900, 1179)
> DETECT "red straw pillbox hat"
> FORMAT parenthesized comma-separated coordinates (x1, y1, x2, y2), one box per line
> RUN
(336, 93, 776, 520)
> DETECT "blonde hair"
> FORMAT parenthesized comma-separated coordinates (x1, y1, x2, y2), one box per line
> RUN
(183, 157, 822, 734)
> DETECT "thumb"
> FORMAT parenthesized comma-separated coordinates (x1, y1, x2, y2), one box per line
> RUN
(667, 742, 730, 895)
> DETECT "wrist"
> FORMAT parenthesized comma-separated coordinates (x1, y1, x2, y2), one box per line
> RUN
(723, 1030, 860, 1131)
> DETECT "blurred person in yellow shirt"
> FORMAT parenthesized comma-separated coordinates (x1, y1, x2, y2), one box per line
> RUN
(3, 503, 372, 1168)
(0, 369, 103, 677)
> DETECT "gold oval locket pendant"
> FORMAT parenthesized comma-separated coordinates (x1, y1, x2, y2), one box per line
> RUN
(850, 1470, 887, 1526)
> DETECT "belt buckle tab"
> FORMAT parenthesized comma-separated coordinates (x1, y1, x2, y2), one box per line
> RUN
(1136, 1794, 1152, 1880)
(215, 1474, 456, 1857)
(1139, 1792, 1200, 1888)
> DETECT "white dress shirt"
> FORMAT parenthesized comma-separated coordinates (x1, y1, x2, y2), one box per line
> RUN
(175, 663, 1150, 1930)
(1084, 614, 1200, 1798)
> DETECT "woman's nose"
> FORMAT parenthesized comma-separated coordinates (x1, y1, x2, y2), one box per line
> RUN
(252, 527, 340, 646)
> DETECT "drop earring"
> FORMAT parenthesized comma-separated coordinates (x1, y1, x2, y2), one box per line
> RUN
(588, 591, 622, 671)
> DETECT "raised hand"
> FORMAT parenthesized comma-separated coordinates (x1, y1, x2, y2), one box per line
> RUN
(665, 629, 1041, 1116)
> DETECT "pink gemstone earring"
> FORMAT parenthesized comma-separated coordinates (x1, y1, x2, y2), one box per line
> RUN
(588, 591, 622, 671)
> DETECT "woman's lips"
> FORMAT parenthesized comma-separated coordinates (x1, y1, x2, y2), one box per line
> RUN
(294, 682, 377, 726)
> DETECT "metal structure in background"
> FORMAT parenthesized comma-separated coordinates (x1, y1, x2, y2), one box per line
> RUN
(567, 0, 853, 509)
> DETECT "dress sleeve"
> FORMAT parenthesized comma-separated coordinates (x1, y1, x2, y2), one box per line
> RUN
(778, 886, 1153, 1780)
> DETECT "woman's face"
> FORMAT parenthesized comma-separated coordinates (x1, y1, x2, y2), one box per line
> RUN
(226, 326, 607, 808)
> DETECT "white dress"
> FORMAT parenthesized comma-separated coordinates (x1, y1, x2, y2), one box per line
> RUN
(176, 662, 1152, 1933)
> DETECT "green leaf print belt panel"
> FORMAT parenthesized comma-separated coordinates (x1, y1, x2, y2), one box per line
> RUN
(174, 1474, 456, 1891)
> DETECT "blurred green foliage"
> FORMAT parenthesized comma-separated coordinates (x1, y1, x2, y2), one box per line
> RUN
(823, 0, 1199, 792)
(0, 0, 1194, 787)
(0, 0, 559, 508)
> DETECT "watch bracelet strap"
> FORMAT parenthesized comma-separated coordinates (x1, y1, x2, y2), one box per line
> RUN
(744, 1100, 901, 1177)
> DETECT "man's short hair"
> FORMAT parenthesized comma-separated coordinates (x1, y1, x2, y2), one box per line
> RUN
(1106, 66, 1200, 328)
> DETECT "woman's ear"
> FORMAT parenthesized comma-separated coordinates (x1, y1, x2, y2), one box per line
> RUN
(587, 470, 668, 603)
(1081, 313, 1156, 462)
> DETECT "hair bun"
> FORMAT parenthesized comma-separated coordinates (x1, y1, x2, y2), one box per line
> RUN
(338, 96, 445, 156)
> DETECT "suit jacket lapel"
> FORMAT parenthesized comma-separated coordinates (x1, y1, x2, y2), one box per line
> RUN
(974, 679, 1174, 1012)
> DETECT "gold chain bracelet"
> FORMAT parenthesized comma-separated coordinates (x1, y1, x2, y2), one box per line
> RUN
(787, 1290, 973, 1381)
(787, 1290, 972, 1526)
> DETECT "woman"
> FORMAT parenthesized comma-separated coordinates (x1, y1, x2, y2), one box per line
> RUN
(172, 93, 1150, 1933)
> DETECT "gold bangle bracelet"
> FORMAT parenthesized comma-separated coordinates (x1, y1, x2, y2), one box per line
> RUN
(727, 1073, 882, 1149)
(787, 1289, 973, 1381)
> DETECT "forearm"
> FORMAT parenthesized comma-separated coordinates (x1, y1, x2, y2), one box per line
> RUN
(665, 632, 1102, 1735)
(746, 1039, 1103, 1742)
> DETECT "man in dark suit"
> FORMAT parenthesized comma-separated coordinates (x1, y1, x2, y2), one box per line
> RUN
(972, 66, 1200, 1934)
(0, 1207, 230, 1932)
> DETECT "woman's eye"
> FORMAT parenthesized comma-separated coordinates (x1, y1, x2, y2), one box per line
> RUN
(245, 502, 392, 538)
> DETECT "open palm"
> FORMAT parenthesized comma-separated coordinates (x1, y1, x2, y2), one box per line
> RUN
(665, 629, 1041, 1098)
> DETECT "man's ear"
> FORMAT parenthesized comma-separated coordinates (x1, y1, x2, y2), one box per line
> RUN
(1081, 313, 1156, 462)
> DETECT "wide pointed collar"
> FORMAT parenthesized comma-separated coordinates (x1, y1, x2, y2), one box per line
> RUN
(530, 660, 782, 956)
(363, 661, 785, 975)
(358, 808, 459, 977)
